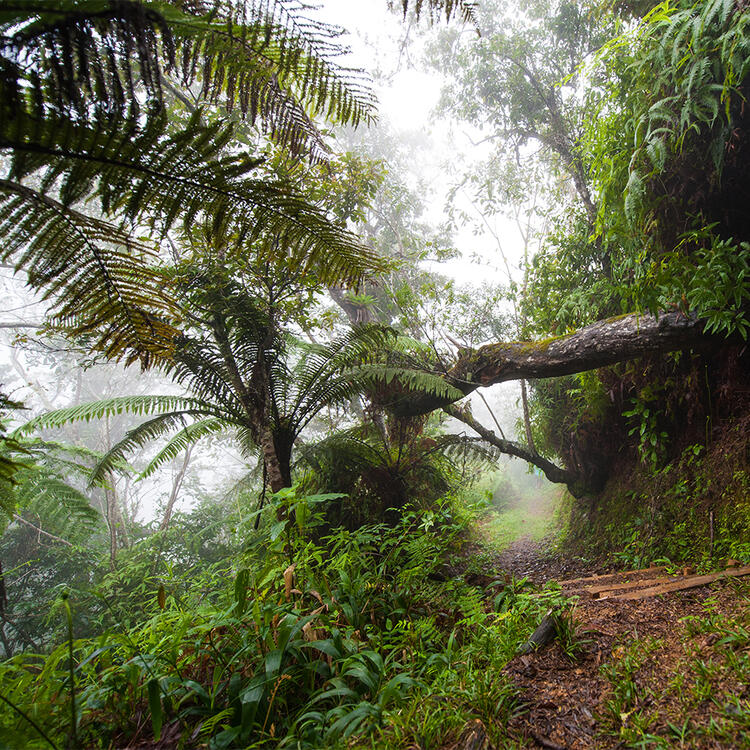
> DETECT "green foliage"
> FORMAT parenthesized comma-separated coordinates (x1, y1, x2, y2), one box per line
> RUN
(0, 0, 384, 364)
(0, 493, 562, 749)
(584, 0, 750, 334)
(561, 423, 750, 569)
(622, 382, 669, 471)
(298, 420, 498, 527)
(638, 227, 750, 340)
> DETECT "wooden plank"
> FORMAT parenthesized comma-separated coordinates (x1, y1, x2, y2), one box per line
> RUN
(606, 565, 750, 601)
(585, 574, 679, 596)
(565, 574, 674, 595)
(558, 565, 666, 587)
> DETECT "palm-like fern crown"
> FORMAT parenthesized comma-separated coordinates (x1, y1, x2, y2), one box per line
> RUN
(0, 0, 384, 366)
(2, 0, 376, 156)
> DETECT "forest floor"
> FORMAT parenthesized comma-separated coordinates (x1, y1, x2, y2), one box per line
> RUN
(467, 497, 750, 750)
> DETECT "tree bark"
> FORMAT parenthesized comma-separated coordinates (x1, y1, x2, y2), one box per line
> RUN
(444, 404, 580, 491)
(261, 425, 287, 493)
(393, 311, 709, 416)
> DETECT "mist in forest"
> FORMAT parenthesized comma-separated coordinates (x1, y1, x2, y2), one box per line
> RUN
(0, 0, 547, 525)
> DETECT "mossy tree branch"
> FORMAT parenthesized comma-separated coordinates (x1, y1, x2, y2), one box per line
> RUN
(443, 404, 584, 494)
(391, 310, 709, 417)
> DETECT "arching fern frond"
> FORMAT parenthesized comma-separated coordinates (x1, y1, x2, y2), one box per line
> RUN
(0, 179, 179, 365)
(296, 429, 386, 478)
(15, 395, 210, 435)
(0, 0, 385, 366)
(348, 365, 466, 405)
(274, 325, 397, 432)
(138, 416, 229, 479)
(90, 409, 223, 483)
(2, 105, 385, 286)
(13, 475, 101, 536)
(0, 436, 102, 539)
(1, 0, 377, 158)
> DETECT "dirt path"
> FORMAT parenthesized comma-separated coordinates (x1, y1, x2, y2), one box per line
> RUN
(492, 534, 594, 585)
(467, 506, 750, 749)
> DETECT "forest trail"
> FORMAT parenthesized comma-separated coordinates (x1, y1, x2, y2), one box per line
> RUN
(465, 495, 750, 750)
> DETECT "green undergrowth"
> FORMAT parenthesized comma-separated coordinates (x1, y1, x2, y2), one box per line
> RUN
(558, 418, 750, 571)
(0, 488, 569, 750)
(597, 579, 750, 748)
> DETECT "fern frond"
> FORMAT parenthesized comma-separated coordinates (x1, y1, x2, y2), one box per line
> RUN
(90, 409, 219, 483)
(139, 417, 229, 479)
(1, 104, 386, 287)
(395, 0, 478, 24)
(0, 179, 180, 365)
(1, 0, 377, 156)
(16, 395, 209, 435)
(14, 476, 101, 534)
(350, 365, 466, 402)
(297, 430, 385, 476)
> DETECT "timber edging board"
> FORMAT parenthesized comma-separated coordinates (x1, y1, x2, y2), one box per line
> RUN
(557, 565, 666, 588)
(601, 565, 750, 601)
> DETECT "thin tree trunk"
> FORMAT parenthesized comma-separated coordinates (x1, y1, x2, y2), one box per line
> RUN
(105, 488, 118, 570)
(109, 482, 130, 549)
(520, 379, 537, 454)
(0, 621, 12, 658)
(159, 445, 193, 531)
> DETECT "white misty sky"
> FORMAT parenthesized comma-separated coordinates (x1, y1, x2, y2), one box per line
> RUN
(313, 1, 528, 454)
(315, 0, 524, 289)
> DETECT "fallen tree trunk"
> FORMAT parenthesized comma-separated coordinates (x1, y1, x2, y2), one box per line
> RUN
(393, 310, 709, 416)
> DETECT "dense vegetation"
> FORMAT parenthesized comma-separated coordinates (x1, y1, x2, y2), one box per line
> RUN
(0, 0, 748, 747)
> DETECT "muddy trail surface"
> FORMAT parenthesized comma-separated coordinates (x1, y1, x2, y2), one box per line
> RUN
(466, 505, 750, 749)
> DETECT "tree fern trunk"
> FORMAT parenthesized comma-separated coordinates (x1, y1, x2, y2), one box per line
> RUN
(261, 426, 287, 494)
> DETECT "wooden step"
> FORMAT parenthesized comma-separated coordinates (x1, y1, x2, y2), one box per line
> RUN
(558, 565, 665, 588)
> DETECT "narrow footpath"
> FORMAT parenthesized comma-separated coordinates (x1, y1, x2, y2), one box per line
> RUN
(468, 502, 750, 749)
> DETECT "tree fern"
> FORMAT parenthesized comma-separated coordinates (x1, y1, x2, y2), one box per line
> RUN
(1, 0, 385, 365)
